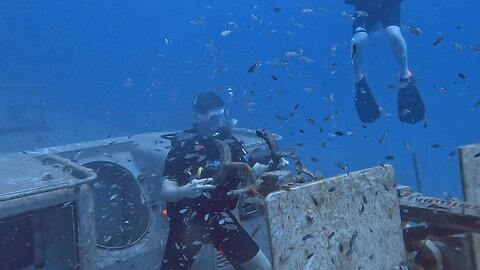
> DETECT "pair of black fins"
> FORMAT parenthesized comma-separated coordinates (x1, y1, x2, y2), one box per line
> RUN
(355, 76, 425, 124)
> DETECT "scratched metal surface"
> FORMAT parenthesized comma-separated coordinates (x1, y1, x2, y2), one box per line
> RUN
(265, 165, 406, 270)
(0, 152, 79, 199)
(459, 144, 480, 270)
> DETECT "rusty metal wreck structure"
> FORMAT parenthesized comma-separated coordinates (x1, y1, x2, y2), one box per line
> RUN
(0, 128, 479, 270)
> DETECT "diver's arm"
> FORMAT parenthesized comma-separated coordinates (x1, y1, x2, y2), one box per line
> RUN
(161, 178, 216, 202)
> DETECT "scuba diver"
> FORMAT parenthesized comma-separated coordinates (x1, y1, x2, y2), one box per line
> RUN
(160, 92, 272, 270)
(346, 0, 426, 124)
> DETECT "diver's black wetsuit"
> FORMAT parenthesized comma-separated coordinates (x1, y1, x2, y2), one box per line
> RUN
(346, 0, 404, 34)
(161, 126, 259, 270)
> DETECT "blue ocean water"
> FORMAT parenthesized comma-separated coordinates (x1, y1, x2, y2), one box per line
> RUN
(0, 0, 479, 199)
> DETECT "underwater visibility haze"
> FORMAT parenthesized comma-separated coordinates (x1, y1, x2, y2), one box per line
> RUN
(0, 1, 479, 206)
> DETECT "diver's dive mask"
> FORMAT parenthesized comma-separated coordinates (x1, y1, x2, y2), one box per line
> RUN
(196, 107, 237, 132)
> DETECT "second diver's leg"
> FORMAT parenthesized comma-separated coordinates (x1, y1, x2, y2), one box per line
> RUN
(385, 25, 410, 79)
(386, 26, 426, 123)
(352, 29, 380, 123)
(351, 30, 369, 83)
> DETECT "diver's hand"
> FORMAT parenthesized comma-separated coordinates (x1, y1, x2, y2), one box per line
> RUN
(180, 178, 216, 199)
(276, 157, 290, 169)
(268, 157, 290, 170)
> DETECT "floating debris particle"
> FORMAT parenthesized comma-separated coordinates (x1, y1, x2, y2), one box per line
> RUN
(224, 224, 238, 230)
(274, 113, 288, 120)
(378, 132, 388, 143)
(285, 49, 303, 57)
(323, 114, 335, 122)
(385, 155, 395, 160)
(430, 143, 442, 148)
(248, 62, 261, 73)
(306, 117, 316, 125)
(328, 186, 336, 192)
(319, 7, 329, 12)
(433, 36, 445, 46)
(273, 7, 282, 13)
(457, 73, 466, 79)
(304, 86, 316, 93)
(362, 194, 368, 204)
(271, 75, 278, 81)
(334, 131, 344, 136)
(453, 42, 464, 52)
(310, 194, 319, 206)
(334, 162, 348, 170)
(299, 56, 314, 63)
(303, 233, 314, 241)
(349, 230, 358, 248)
(323, 93, 335, 103)
(406, 25, 423, 35)
(302, 8, 314, 14)
(189, 18, 205, 26)
(474, 152, 480, 158)
(311, 157, 318, 163)
(439, 86, 448, 96)
(220, 30, 232, 36)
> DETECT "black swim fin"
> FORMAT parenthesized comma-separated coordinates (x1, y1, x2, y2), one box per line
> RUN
(398, 78, 425, 124)
(355, 77, 381, 123)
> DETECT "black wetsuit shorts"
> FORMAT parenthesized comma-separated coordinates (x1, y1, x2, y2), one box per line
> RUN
(352, 1, 402, 34)
(161, 211, 259, 270)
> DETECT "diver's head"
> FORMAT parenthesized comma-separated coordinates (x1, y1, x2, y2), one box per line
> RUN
(192, 92, 236, 135)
